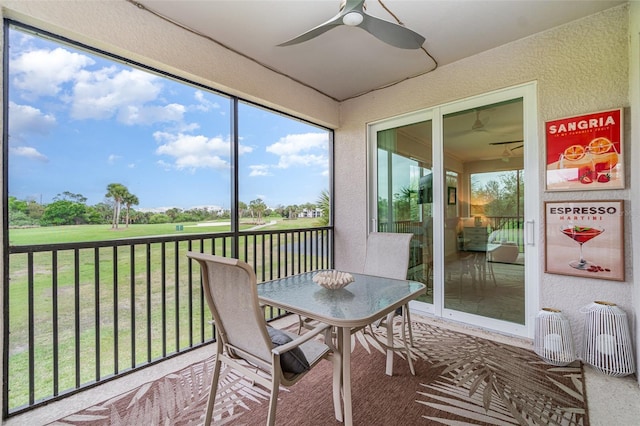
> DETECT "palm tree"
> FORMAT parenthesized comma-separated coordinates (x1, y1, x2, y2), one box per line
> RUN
(105, 183, 128, 229)
(317, 189, 330, 226)
(122, 192, 139, 228)
(287, 204, 300, 220)
(249, 198, 267, 225)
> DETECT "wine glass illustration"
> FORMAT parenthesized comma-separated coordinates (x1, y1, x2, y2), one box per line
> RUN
(560, 225, 604, 270)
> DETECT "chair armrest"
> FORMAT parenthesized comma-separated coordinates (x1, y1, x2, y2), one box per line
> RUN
(271, 322, 331, 355)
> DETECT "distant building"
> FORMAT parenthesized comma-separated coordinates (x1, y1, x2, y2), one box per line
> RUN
(298, 208, 323, 218)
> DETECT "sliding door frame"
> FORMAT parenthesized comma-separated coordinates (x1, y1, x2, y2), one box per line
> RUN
(367, 82, 540, 338)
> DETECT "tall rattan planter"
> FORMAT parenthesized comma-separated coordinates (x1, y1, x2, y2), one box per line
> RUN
(534, 308, 576, 366)
(581, 301, 635, 377)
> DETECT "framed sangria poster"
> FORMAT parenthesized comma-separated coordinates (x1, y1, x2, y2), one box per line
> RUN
(545, 200, 624, 281)
(545, 108, 623, 191)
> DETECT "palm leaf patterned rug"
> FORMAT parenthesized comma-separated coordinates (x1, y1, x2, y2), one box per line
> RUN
(51, 320, 588, 425)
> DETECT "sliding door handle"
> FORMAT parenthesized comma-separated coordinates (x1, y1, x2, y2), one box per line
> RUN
(525, 220, 535, 246)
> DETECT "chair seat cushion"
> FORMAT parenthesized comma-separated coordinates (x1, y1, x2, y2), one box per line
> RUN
(267, 327, 310, 374)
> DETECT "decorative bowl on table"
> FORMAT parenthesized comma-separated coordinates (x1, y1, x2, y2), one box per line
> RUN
(312, 270, 354, 289)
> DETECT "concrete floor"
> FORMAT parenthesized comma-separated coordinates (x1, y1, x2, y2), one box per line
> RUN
(584, 364, 640, 426)
(4, 314, 639, 426)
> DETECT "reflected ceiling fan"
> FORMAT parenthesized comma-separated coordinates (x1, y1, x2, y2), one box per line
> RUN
(489, 140, 523, 161)
(278, 0, 426, 49)
(471, 109, 488, 131)
(467, 109, 500, 134)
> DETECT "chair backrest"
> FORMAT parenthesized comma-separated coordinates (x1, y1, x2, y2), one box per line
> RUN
(186, 252, 272, 368)
(362, 232, 413, 280)
(489, 228, 523, 244)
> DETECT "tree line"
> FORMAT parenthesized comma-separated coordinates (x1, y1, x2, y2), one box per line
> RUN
(9, 184, 330, 228)
(378, 171, 522, 225)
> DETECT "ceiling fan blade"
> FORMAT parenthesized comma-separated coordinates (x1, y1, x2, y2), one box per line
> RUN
(277, 13, 344, 47)
(359, 14, 425, 49)
(278, 0, 424, 50)
(488, 140, 524, 145)
(511, 145, 524, 150)
(278, 0, 363, 47)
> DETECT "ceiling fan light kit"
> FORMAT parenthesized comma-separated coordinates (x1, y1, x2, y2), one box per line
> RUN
(472, 118, 484, 131)
(502, 147, 512, 162)
(343, 11, 364, 26)
(278, 0, 425, 50)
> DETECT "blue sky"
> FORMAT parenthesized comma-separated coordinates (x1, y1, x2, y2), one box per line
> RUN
(8, 27, 330, 212)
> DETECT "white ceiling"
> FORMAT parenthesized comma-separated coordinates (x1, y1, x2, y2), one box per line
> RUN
(135, 0, 624, 101)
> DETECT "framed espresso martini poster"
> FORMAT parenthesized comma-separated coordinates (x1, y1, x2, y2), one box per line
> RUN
(545, 108, 623, 191)
(545, 200, 624, 281)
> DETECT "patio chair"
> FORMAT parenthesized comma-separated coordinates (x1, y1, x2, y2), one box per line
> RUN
(488, 229, 520, 264)
(361, 232, 415, 376)
(187, 252, 342, 426)
(297, 232, 415, 375)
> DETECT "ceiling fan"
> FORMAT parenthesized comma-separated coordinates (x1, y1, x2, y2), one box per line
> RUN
(277, 0, 426, 50)
(489, 140, 523, 161)
(471, 110, 486, 130)
(489, 140, 523, 149)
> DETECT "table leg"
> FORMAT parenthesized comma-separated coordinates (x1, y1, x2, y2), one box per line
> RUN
(385, 311, 394, 376)
(341, 327, 353, 426)
(331, 328, 344, 422)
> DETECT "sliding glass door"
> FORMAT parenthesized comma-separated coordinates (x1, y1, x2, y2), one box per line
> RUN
(374, 116, 434, 304)
(442, 99, 526, 326)
(368, 84, 539, 338)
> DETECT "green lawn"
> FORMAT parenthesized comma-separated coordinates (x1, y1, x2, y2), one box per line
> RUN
(5, 217, 327, 411)
(9, 217, 325, 245)
(11, 220, 240, 245)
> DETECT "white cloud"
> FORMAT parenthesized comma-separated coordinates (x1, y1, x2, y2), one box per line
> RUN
(276, 153, 326, 168)
(246, 132, 329, 176)
(194, 91, 205, 102)
(266, 132, 328, 169)
(238, 143, 252, 155)
(178, 122, 201, 132)
(153, 131, 253, 171)
(193, 90, 220, 112)
(11, 47, 94, 97)
(249, 164, 272, 177)
(8, 102, 56, 139)
(119, 103, 185, 125)
(156, 159, 173, 171)
(10, 146, 48, 162)
(71, 67, 175, 124)
(108, 154, 121, 164)
(175, 154, 228, 170)
(12, 45, 190, 126)
(266, 132, 328, 156)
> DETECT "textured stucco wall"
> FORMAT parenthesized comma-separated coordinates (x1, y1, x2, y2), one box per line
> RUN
(335, 4, 633, 344)
(629, 1, 640, 386)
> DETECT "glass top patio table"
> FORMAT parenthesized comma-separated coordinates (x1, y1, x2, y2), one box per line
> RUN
(257, 270, 426, 329)
(258, 270, 425, 426)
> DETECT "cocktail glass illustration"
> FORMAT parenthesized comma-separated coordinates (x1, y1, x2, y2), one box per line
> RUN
(557, 138, 619, 184)
(560, 225, 604, 270)
(588, 137, 619, 183)
(558, 144, 595, 184)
